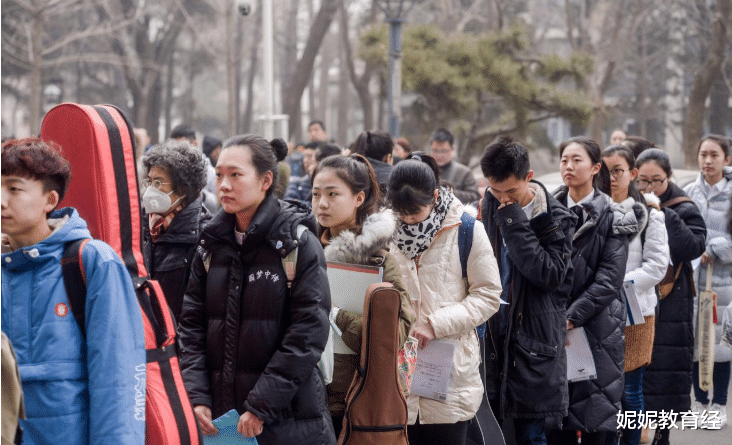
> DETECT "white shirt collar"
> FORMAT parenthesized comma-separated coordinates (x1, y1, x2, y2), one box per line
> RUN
(566, 188, 594, 209)
(703, 176, 727, 197)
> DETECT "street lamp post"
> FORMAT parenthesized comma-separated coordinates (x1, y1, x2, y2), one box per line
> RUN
(376, 0, 417, 138)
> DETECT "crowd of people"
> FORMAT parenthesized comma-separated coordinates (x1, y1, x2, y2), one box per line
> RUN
(1, 118, 731, 445)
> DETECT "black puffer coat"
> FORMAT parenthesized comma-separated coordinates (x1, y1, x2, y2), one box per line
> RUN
(178, 195, 336, 445)
(481, 181, 575, 423)
(143, 197, 211, 321)
(643, 182, 707, 413)
(554, 188, 635, 433)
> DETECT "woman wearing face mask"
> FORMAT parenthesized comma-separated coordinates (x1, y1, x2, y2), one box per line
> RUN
(141, 140, 211, 320)
(178, 135, 335, 444)
(683, 135, 732, 426)
(311, 154, 415, 437)
(547, 137, 636, 445)
(602, 145, 670, 445)
(386, 153, 501, 445)
(636, 148, 706, 445)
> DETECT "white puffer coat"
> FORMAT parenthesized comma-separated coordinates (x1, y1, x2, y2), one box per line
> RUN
(685, 166, 732, 362)
(391, 199, 502, 424)
(621, 193, 670, 316)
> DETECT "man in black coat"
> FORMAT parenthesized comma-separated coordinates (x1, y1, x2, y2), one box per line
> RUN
(479, 137, 576, 445)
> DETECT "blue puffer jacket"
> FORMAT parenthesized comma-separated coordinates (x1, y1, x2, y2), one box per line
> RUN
(1, 208, 146, 445)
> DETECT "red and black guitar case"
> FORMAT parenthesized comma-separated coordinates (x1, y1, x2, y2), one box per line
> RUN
(339, 282, 409, 445)
(40, 103, 202, 445)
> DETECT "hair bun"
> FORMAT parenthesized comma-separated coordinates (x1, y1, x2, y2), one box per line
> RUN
(269, 138, 288, 162)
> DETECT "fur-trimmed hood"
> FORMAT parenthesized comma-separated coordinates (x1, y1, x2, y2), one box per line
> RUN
(617, 193, 659, 241)
(323, 208, 398, 264)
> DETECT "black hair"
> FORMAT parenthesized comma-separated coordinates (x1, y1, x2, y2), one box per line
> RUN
(308, 120, 326, 131)
(387, 152, 440, 215)
(170, 124, 196, 142)
(202, 135, 222, 158)
(312, 154, 381, 227)
(636, 148, 673, 178)
(602, 145, 646, 205)
(143, 140, 208, 204)
(315, 143, 342, 162)
(429, 127, 454, 146)
(621, 136, 656, 160)
(353, 130, 393, 162)
(697, 134, 731, 157)
(559, 136, 611, 195)
(221, 134, 288, 197)
(304, 141, 324, 150)
(480, 136, 530, 182)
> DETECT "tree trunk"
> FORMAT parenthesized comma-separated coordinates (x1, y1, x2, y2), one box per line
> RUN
(30, 10, 44, 135)
(242, 0, 263, 133)
(339, 4, 374, 131)
(226, 7, 237, 135)
(682, 0, 730, 167)
(337, 18, 350, 145)
(283, 0, 340, 140)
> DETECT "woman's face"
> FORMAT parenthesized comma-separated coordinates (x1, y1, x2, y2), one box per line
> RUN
(698, 139, 731, 183)
(215, 146, 272, 215)
(637, 161, 669, 197)
(560, 143, 600, 189)
(312, 168, 364, 232)
(396, 189, 438, 225)
(603, 153, 637, 200)
(146, 166, 183, 207)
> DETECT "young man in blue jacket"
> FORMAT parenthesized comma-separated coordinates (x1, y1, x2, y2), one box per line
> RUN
(1, 138, 146, 445)
(479, 137, 576, 445)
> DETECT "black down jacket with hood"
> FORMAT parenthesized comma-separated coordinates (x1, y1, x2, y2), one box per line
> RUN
(554, 187, 637, 433)
(480, 180, 576, 424)
(142, 196, 211, 321)
(643, 181, 707, 413)
(178, 195, 336, 445)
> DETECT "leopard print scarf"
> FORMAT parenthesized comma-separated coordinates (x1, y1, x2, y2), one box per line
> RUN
(394, 187, 453, 260)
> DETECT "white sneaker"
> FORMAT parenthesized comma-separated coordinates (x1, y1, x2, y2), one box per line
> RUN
(706, 403, 727, 429)
(692, 400, 709, 413)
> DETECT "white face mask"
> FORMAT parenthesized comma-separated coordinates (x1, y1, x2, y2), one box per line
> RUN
(142, 186, 180, 214)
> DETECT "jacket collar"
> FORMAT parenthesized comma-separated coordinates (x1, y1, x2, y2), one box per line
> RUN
(323, 209, 397, 264)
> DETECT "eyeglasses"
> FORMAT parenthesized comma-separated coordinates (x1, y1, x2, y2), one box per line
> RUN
(636, 177, 667, 189)
(609, 168, 628, 179)
(143, 179, 172, 190)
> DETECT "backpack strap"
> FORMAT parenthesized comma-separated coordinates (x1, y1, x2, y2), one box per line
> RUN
(458, 212, 486, 338)
(61, 239, 91, 338)
(661, 196, 693, 208)
(282, 224, 308, 288)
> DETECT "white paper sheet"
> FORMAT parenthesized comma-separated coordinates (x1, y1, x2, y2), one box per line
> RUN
(624, 280, 645, 326)
(410, 339, 456, 402)
(566, 327, 597, 382)
(326, 262, 383, 354)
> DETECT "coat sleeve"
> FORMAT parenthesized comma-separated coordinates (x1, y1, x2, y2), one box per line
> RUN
(177, 247, 213, 408)
(244, 231, 331, 424)
(567, 224, 629, 328)
(664, 202, 706, 264)
(334, 253, 416, 354)
(625, 208, 670, 293)
(495, 203, 575, 293)
(429, 220, 502, 339)
(453, 172, 481, 205)
(708, 234, 732, 264)
(82, 240, 146, 445)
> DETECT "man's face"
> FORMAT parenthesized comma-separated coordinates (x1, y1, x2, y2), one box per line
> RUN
(303, 148, 317, 175)
(308, 124, 326, 142)
(1, 175, 57, 246)
(430, 140, 454, 167)
(487, 172, 534, 208)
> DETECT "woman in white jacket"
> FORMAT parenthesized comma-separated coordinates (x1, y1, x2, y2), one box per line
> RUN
(386, 153, 501, 445)
(603, 145, 670, 445)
